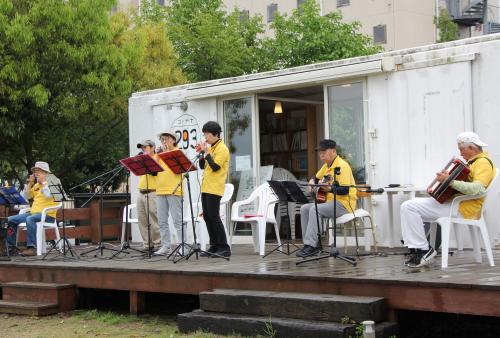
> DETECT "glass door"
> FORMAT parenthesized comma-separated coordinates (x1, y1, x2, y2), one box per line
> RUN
(221, 96, 258, 240)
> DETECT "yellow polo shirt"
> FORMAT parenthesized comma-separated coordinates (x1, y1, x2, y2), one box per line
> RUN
(28, 183, 59, 218)
(155, 151, 183, 196)
(459, 152, 495, 219)
(137, 174, 157, 191)
(315, 156, 357, 212)
(201, 139, 230, 196)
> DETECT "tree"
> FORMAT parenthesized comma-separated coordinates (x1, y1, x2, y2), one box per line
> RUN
(435, 8, 459, 43)
(259, 0, 382, 70)
(166, 0, 264, 81)
(0, 0, 185, 190)
(112, 10, 186, 92)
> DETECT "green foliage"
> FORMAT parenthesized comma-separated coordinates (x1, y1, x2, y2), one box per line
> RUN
(259, 0, 382, 70)
(112, 11, 186, 92)
(263, 315, 277, 338)
(76, 309, 130, 324)
(0, 0, 185, 190)
(434, 8, 459, 43)
(166, 0, 264, 81)
(132, 0, 168, 25)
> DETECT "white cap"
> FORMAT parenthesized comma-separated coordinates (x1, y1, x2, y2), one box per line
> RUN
(456, 131, 488, 147)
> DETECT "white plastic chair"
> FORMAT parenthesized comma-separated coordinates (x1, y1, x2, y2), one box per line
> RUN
(15, 204, 63, 255)
(36, 203, 63, 255)
(186, 184, 234, 250)
(121, 203, 140, 244)
(230, 182, 280, 256)
(327, 208, 377, 254)
(432, 168, 498, 268)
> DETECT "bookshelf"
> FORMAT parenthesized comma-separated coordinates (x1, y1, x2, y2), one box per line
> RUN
(259, 107, 316, 180)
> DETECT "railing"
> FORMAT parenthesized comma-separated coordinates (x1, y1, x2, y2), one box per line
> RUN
(1, 195, 128, 244)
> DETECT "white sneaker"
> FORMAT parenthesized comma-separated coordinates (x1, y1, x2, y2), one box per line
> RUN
(153, 246, 171, 256)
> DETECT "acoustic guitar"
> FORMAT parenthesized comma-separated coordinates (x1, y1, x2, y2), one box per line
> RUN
(315, 174, 332, 203)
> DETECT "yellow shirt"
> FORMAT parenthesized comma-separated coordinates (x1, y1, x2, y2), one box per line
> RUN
(315, 156, 357, 212)
(155, 151, 183, 196)
(459, 152, 495, 219)
(28, 183, 59, 218)
(137, 174, 157, 191)
(201, 139, 230, 196)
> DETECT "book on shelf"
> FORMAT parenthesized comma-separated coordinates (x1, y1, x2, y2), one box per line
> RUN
(260, 134, 272, 152)
(291, 130, 307, 151)
(272, 133, 288, 151)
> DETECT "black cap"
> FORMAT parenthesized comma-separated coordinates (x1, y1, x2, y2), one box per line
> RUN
(315, 139, 336, 151)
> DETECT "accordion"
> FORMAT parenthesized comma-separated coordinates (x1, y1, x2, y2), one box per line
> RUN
(427, 158, 470, 204)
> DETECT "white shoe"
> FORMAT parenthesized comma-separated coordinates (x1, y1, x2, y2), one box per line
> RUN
(153, 246, 171, 256)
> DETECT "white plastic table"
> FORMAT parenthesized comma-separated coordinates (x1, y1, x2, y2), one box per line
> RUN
(384, 186, 428, 247)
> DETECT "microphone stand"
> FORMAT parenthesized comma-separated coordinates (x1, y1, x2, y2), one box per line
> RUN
(297, 168, 357, 266)
(172, 151, 229, 263)
(73, 166, 123, 257)
(110, 169, 145, 259)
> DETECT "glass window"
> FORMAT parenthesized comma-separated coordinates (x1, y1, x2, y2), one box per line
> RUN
(267, 3, 278, 23)
(239, 9, 250, 23)
(327, 82, 366, 183)
(373, 24, 387, 44)
(337, 0, 350, 7)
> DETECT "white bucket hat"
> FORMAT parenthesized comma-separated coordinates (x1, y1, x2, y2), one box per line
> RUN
(31, 161, 51, 173)
(456, 131, 488, 147)
(157, 129, 178, 141)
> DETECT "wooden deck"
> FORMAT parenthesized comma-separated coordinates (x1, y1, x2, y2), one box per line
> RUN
(1, 244, 500, 318)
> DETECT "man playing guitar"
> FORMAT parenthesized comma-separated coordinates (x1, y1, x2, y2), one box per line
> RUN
(296, 139, 357, 257)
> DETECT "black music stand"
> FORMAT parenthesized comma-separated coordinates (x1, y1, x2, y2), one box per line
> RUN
(297, 168, 357, 266)
(42, 183, 79, 260)
(119, 154, 163, 259)
(0, 187, 28, 258)
(264, 180, 308, 257)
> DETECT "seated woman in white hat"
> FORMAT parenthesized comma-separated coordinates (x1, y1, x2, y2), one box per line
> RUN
(6, 161, 61, 256)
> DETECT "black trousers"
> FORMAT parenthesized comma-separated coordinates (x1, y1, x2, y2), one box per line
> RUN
(201, 192, 229, 249)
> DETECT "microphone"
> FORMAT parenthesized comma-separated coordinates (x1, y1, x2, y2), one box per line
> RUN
(195, 143, 205, 158)
(137, 151, 144, 155)
(364, 187, 385, 194)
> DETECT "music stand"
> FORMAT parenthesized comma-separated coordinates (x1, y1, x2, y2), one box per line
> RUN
(42, 183, 79, 260)
(264, 180, 307, 257)
(0, 187, 28, 258)
(119, 154, 163, 259)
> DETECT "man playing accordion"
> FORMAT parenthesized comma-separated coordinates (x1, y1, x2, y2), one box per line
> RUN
(401, 132, 495, 268)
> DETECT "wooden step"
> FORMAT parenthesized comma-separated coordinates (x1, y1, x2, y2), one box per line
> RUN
(199, 289, 387, 323)
(178, 310, 399, 338)
(1, 281, 77, 312)
(0, 300, 59, 316)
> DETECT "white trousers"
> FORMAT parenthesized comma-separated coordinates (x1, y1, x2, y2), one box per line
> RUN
(400, 197, 460, 250)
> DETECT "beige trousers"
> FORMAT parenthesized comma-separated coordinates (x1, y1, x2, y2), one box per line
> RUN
(136, 192, 161, 246)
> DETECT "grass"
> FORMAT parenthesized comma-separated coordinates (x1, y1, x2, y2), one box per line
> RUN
(0, 309, 245, 338)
